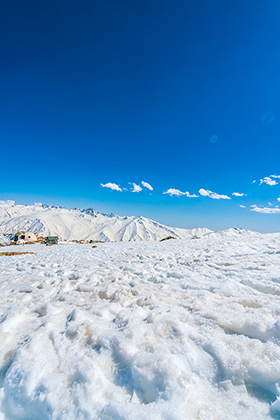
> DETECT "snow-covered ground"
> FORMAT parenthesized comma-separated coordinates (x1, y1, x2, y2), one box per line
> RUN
(1, 230, 280, 419)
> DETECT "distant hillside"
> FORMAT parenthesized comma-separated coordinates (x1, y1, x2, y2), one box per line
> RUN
(0, 200, 212, 242)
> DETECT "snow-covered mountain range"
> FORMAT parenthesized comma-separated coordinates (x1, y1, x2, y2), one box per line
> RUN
(0, 200, 211, 242)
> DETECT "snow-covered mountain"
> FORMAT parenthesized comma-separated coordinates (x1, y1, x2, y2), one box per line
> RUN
(0, 200, 212, 242)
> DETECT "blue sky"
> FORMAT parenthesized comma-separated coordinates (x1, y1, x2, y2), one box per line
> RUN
(1, 0, 280, 232)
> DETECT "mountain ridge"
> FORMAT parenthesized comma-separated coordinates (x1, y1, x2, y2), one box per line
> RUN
(0, 200, 212, 242)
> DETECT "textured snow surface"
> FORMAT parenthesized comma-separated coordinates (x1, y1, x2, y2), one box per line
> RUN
(0, 201, 211, 242)
(1, 231, 280, 419)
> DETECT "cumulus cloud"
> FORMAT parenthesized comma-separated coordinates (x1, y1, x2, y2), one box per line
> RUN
(259, 177, 278, 186)
(131, 183, 143, 193)
(141, 181, 153, 191)
(250, 205, 280, 214)
(270, 175, 280, 179)
(239, 205, 246, 208)
(199, 189, 231, 200)
(277, 197, 280, 202)
(163, 188, 198, 197)
(232, 192, 245, 197)
(101, 182, 122, 192)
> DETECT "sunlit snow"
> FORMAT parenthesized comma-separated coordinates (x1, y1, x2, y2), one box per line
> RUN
(0, 201, 211, 242)
(1, 230, 280, 419)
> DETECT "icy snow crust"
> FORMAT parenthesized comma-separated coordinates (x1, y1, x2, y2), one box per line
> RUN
(0, 201, 211, 242)
(1, 231, 280, 419)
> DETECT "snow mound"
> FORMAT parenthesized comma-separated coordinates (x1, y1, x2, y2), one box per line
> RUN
(205, 227, 260, 238)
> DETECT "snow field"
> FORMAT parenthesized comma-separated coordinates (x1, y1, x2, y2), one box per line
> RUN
(1, 232, 280, 419)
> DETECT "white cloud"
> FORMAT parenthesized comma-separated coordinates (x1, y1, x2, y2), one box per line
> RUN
(252, 180, 256, 183)
(199, 189, 231, 200)
(277, 197, 280, 202)
(270, 175, 280, 179)
(250, 205, 280, 214)
(259, 177, 278, 186)
(239, 205, 246, 208)
(141, 181, 153, 191)
(163, 188, 198, 197)
(101, 182, 122, 192)
(131, 183, 143, 193)
(232, 192, 245, 197)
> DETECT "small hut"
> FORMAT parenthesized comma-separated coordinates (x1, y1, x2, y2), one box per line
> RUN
(46, 236, 59, 244)
(15, 232, 38, 243)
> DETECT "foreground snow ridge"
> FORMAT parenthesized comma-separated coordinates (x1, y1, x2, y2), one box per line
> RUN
(0, 200, 211, 242)
(1, 231, 280, 419)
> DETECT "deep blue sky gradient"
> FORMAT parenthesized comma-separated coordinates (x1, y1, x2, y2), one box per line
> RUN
(1, 0, 280, 231)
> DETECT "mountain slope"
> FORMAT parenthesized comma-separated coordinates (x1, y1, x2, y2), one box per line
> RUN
(0, 200, 212, 242)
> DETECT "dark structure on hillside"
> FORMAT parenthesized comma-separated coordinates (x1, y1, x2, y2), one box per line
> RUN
(46, 236, 58, 245)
